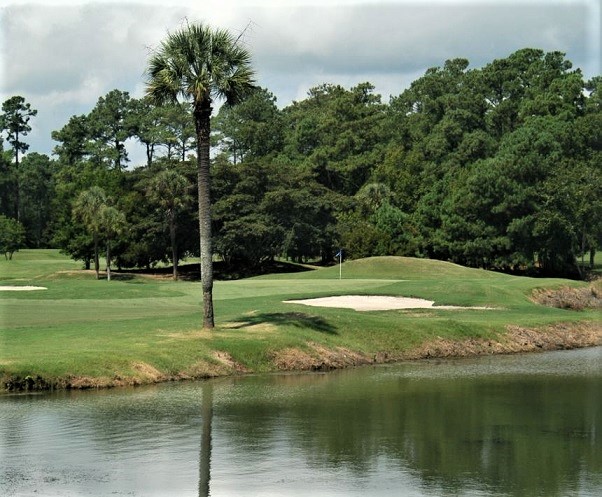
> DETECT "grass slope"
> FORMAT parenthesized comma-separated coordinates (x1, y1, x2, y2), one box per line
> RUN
(1, 250, 599, 391)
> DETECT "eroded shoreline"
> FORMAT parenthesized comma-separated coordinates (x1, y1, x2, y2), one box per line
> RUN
(3, 321, 600, 394)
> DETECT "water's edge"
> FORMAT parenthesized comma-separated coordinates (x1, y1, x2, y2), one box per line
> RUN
(3, 321, 600, 394)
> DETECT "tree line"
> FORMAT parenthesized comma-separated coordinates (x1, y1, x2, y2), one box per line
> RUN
(1, 47, 600, 279)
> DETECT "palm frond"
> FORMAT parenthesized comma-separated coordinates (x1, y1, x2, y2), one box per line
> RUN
(145, 21, 255, 109)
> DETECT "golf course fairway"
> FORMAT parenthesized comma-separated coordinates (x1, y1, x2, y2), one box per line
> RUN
(1, 250, 600, 392)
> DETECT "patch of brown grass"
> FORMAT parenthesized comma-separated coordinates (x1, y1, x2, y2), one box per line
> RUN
(221, 322, 277, 334)
(160, 329, 212, 341)
(404, 322, 602, 360)
(132, 362, 166, 382)
(272, 343, 370, 371)
(212, 351, 251, 373)
(532, 283, 602, 310)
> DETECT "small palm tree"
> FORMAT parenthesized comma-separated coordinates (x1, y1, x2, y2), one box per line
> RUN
(148, 169, 192, 281)
(73, 186, 107, 280)
(99, 205, 126, 282)
(146, 22, 255, 329)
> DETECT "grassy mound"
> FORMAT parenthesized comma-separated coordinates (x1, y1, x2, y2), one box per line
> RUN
(256, 256, 502, 280)
(1, 250, 600, 392)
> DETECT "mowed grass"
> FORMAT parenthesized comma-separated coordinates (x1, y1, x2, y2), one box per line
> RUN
(0, 250, 599, 387)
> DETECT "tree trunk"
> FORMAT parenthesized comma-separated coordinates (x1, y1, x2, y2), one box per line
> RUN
(169, 211, 178, 281)
(146, 142, 154, 168)
(195, 100, 215, 329)
(93, 232, 100, 280)
(14, 130, 20, 223)
(106, 241, 111, 281)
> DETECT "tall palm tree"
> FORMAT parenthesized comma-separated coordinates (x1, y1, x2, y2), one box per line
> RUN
(146, 22, 255, 329)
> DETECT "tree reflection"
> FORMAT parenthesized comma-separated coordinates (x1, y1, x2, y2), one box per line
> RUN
(199, 382, 213, 497)
(215, 365, 602, 496)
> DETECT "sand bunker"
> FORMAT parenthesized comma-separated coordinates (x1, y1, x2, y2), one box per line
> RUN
(285, 295, 494, 312)
(0, 286, 47, 291)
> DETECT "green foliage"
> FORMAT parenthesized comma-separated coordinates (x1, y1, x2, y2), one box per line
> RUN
(213, 158, 339, 265)
(129, 98, 196, 166)
(18, 152, 54, 247)
(87, 89, 133, 170)
(15, 46, 599, 281)
(0, 215, 26, 259)
(281, 82, 387, 196)
(213, 87, 284, 162)
(0, 96, 37, 223)
(51, 114, 89, 166)
(0, 96, 37, 161)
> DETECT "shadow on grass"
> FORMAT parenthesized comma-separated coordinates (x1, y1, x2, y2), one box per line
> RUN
(226, 312, 338, 335)
(113, 260, 316, 282)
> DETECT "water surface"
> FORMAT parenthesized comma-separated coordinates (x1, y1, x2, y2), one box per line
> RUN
(1, 347, 601, 496)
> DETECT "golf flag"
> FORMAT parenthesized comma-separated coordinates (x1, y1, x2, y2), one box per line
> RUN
(336, 249, 343, 279)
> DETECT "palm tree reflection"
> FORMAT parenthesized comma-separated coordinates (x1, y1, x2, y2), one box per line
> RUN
(199, 382, 213, 497)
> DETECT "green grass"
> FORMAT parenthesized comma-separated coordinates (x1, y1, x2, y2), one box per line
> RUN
(1, 250, 599, 389)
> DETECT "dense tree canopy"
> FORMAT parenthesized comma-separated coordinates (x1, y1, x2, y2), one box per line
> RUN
(2, 48, 599, 279)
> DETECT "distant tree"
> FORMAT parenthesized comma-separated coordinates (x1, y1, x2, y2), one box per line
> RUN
(0, 140, 15, 219)
(146, 22, 255, 328)
(0, 215, 26, 259)
(98, 205, 126, 281)
(212, 159, 283, 266)
(87, 89, 133, 170)
(160, 103, 196, 162)
(0, 96, 37, 222)
(51, 114, 90, 166)
(19, 153, 55, 247)
(147, 169, 192, 280)
(73, 186, 108, 279)
(213, 87, 283, 163)
(281, 82, 386, 196)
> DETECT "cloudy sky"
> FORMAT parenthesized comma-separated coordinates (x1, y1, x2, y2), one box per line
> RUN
(0, 0, 600, 164)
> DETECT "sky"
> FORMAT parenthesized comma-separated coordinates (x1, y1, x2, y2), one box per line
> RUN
(0, 0, 600, 165)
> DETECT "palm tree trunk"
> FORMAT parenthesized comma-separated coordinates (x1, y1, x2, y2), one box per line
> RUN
(198, 383, 213, 497)
(195, 100, 215, 329)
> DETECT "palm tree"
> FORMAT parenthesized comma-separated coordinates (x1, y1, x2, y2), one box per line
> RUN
(145, 22, 255, 329)
(99, 205, 126, 282)
(73, 186, 107, 280)
(148, 169, 192, 281)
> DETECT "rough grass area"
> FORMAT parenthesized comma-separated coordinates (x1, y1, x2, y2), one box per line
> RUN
(1, 250, 600, 393)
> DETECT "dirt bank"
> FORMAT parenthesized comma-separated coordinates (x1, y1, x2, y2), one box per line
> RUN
(271, 321, 602, 370)
(3, 322, 600, 393)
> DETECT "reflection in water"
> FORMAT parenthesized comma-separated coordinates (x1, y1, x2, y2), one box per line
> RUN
(0, 347, 601, 496)
(199, 383, 213, 497)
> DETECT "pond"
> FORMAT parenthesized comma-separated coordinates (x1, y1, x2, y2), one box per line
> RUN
(1, 347, 601, 496)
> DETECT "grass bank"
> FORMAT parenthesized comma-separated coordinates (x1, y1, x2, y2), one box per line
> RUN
(1, 250, 600, 392)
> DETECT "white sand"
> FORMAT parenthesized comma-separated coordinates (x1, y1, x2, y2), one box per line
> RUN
(0, 286, 47, 291)
(284, 295, 494, 311)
